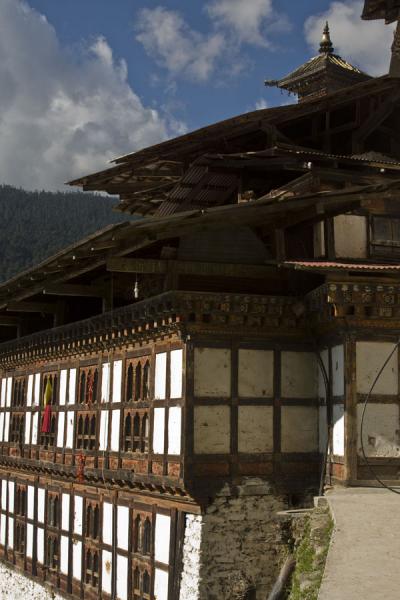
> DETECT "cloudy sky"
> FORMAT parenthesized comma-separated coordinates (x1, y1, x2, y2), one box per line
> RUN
(0, 0, 395, 190)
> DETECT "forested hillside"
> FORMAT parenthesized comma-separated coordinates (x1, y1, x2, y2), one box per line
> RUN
(0, 185, 127, 282)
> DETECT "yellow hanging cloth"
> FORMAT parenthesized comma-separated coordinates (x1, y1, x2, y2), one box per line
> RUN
(44, 378, 52, 406)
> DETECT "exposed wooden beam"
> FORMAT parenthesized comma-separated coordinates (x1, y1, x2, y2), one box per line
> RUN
(6, 301, 58, 314)
(0, 316, 21, 327)
(107, 257, 275, 279)
(42, 284, 106, 298)
(352, 90, 400, 152)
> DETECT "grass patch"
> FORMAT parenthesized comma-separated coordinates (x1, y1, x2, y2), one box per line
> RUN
(287, 508, 333, 600)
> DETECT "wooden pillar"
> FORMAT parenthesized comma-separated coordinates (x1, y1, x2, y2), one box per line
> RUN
(344, 336, 358, 484)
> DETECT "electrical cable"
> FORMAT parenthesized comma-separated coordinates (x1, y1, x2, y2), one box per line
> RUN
(360, 339, 400, 495)
(315, 349, 331, 496)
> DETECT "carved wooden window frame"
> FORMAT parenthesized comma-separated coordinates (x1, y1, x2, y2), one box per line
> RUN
(76, 411, 97, 450)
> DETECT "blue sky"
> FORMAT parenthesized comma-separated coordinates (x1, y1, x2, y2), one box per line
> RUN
(0, 0, 394, 190)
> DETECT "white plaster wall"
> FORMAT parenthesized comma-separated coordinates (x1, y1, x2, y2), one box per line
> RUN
(6, 378, 12, 407)
(0, 412, 4, 442)
(281, 406, 319, 453)
(4, 412, 9, 442)
(238, 406, 273, 453)
(155, 569, 169, 600)
(319, 406, 328, 454)
(26, 523, 33, 558)
(113, 360, 122, 403)
(101, 363, 110, 403)
(168, 407, 181, 455)
(357, 403, 400, 457)
(57, 412, 65, 447)
(8, 517, 13, 548)
(333, 404, 345, 456)
(27, 486, 34, 520)
(0, 561, 65, 599)
(332, 345, 345, 396)
(34, 374, 41, 406)
(31, 412, 38, 445)
(37, 488, 45, 524)
(27, 374, 33, 407)
(194, 405, 230, 454)
(356, 342, 398, 395)
(116, 554, 128, 600)
(102, 550, 113, 594)
(238, 349, 274, 398)
(74, 496, 83, 535)
(155, 352, 167, 400)
(62, 493, 70, 531)
(73, 540, 81, 580)
(1, 481, 6, 510)
(60, 535, 69, 575)
(334, 214, 367, 259)
(117, 505, 129, 550)
(103, 502, 113, 546)
(66, 411, 74, 448)
(99, 410, 109, 451)
(153, 408, 165, 454)
(69, 369, 76, 404)
(170, 349, 183, 399)
(111, 409, 120, 452)
(8, 481, 14, 513)
(37, 527, 44, 563)
(194, 348, 231, 398)
(155, 514, 171, 565)
(0, 514, 5, 545)
(281, 352, 318, 398)
(59, 369, 67, 405)
(0, 379, 5, 407)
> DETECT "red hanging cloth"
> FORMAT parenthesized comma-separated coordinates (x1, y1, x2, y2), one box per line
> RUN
(41, 404, 52, 433)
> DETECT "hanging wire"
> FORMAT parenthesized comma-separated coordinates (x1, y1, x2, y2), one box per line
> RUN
(360, 339, 400, 495)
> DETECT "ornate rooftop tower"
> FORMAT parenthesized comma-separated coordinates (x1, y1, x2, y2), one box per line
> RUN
(265, 23, 371, 103)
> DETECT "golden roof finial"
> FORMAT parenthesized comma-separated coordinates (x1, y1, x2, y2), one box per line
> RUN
(319, 21, 334, 54)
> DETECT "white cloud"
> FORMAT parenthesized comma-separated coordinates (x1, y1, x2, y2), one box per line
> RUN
(136, 7, 225, 82)
(0, 0, 182, 191)
(254, 98, 269, 110)
(135, 2, 290, 82)
(305, 0, 395, 76)
(206, 0, 290, 47)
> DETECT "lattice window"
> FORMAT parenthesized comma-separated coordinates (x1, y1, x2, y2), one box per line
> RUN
(10, 414, 24, 444)
(46, 534, 59, 571)
(85, 549, 99, 588)
(133, 513, 153, 555)
(125, 358, 151, 403)
(15, 522, 25, 555)
(15, 486, 26, 517)
(85, 502, 100, 540)
(40, 414, 57, 448)
(12, 378, 25, 408)
(76, 412, 97, 450)
(79, 367, 99, 405)
(371, 216, 400, 256)
(133, 566, 151, 600)
(43, 373, 58, 406)
(124, 412, 149, 453)
(48, 494, 60, 528)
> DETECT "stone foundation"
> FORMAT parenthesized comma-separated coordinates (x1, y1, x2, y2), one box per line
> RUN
(0, 561, 63, 600)
(179, 478, 289, 600)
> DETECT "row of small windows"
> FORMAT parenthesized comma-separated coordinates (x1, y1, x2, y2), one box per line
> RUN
(1, 483, 171, 600)
(3, 359, 157, 408)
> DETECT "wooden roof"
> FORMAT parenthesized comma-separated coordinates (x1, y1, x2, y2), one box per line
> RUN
(68, 76, 399, 216)
(2, 179, 400, 311)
